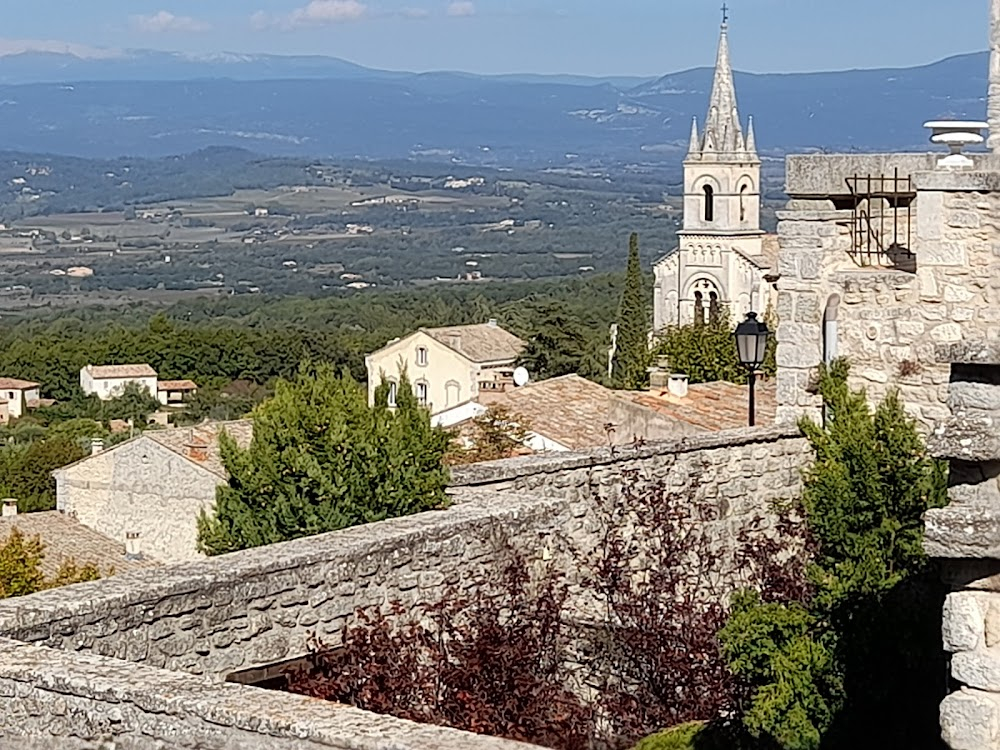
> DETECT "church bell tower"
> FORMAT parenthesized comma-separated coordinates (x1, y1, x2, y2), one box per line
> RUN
(681, 19, 762, 237)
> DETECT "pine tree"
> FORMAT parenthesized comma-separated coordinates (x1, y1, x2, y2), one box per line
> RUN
(197, 363, 451, 556)
(613, 232, 649, 389)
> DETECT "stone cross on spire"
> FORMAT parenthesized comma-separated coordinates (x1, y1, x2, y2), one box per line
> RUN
(990, 0, 1000, 151)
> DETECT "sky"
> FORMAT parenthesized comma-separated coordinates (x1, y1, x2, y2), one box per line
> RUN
(0, 0, 992, 77)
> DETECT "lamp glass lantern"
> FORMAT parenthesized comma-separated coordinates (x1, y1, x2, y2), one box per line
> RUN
(734, 312, 770, 426)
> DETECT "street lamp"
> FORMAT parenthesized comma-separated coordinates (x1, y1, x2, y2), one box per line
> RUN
(734, 312, 770, 427)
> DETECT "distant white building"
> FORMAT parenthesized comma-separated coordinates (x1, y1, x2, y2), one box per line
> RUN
(81, 364, 158, 401)
(0, 378, 41, 420)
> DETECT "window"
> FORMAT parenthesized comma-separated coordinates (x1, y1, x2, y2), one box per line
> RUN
(387, 381, 398, 408)
(739, 184, 747, 222)
(703, 185, 715, 222)
(416, 346, 428, 367)
(416, 382, 429, 406)
(694, 291, 705, 326)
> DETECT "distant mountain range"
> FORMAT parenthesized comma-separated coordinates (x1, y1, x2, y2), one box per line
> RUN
(0, 48, 988, 165)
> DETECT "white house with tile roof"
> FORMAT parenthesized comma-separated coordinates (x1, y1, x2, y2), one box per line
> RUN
(81, 364, 158, 401)
(365, 320, 525, 416)
(0, 378, 41, 420)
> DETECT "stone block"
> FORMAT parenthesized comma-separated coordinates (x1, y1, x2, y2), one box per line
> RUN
(931, 323, 964, 344)
(941, 689, 1000, 750)
(775, 323, 822, 369)
(943, 593, 986, 653)
(950, 383, 1000, 413)
(949, 211, 983, 229)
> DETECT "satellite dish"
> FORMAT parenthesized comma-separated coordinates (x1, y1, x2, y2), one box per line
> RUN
(513, 367, 530, 387)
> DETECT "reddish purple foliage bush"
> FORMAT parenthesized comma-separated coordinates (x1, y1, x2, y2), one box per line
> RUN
(286, 471, 807, 749)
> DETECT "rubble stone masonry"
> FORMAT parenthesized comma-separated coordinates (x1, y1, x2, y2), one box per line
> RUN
(0, 427, 807, 749)
(776, 156, 1000, 429)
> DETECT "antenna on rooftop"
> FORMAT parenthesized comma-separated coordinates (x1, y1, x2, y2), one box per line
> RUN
(513, 367, 530, 387)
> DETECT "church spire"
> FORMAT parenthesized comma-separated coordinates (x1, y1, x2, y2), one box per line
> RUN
(745, 115, 757, 156)
(701, 21, 744, 156)
(688, 116, 700, 156)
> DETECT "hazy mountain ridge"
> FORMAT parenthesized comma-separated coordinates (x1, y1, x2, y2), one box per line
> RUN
(0, 49, 987, 165)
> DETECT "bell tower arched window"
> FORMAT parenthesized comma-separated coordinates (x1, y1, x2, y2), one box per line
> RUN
(739, 184, 747, 223)
(703, 185, 715, 222)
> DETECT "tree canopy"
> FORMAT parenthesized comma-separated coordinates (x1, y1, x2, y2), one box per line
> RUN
(197, 364, 451, 555)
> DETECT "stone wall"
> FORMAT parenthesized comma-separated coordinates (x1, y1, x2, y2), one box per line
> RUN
(925, 343, 1000, 750)
(0, 637, 534, 750)
(776, 156, 1000, 428)
(0, 426, 808, 748)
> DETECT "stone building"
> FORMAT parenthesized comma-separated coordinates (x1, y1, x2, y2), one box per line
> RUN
(54, 421, 252, 564)
(653, 20, 777, 330)
(365, 320, 525, 416)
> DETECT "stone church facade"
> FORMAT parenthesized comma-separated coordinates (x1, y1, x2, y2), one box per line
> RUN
(653, 22, 777, 331)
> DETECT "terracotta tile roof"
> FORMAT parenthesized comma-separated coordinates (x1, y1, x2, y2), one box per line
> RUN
(424, 323, 525, 363)
(26, 398, 56, 409)
(147, 420, 254, 478)
(157, 380, 198, 391)
(0, 378, 39, 390)
(0, 511, 161, 578)
(632, 379, 777, 433)
(492, 375, 615, 450)
(86, 364, 157, 379)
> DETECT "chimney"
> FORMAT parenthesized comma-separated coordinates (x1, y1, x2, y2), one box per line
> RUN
(125, 531, 142, 560)
(2, 499, 16, 518)
(91, 437, 105, 455)
(668, 374, 689, 399)
(649, 357, 672, 390)
(487, 318, 498, 327)
(186, 441, 209, 462)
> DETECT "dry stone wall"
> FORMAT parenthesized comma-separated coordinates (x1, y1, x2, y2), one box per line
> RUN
(0, 638, 535, 750)
(0, 426, 807, 749)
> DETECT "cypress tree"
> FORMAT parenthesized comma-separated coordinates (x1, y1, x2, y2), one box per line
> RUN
(613, 232, 649, 389)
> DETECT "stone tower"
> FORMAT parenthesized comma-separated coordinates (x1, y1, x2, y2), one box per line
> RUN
(653, 21, 772, 330)
(682, 21, 762, 236)
(991, 0, 1000, 151)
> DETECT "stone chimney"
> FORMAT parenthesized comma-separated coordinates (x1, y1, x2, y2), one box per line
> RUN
(648, 357, 672, 390)
(186, 441, 209, 462)
(668, 374, 690, 399)
(91, 437, 105, 456)
(2, 499, 16, 518)
(125, 531, 142, 561)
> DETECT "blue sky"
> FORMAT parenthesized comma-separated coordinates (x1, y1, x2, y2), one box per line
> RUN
(1, 0, 991, 76)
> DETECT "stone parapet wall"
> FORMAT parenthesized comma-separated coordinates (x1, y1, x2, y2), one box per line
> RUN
(0, 637, 536, 750)
(0, 427, 808, 749)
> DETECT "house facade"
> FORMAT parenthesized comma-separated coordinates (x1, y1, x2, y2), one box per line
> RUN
(54, 421, 252, 563)
(81, 364, 158, 401)
(0, 378, 41, 420)
(365, 320, 525, 415)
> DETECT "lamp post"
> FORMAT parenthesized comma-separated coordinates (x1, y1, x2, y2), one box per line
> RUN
(734, 312, 770, 427)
